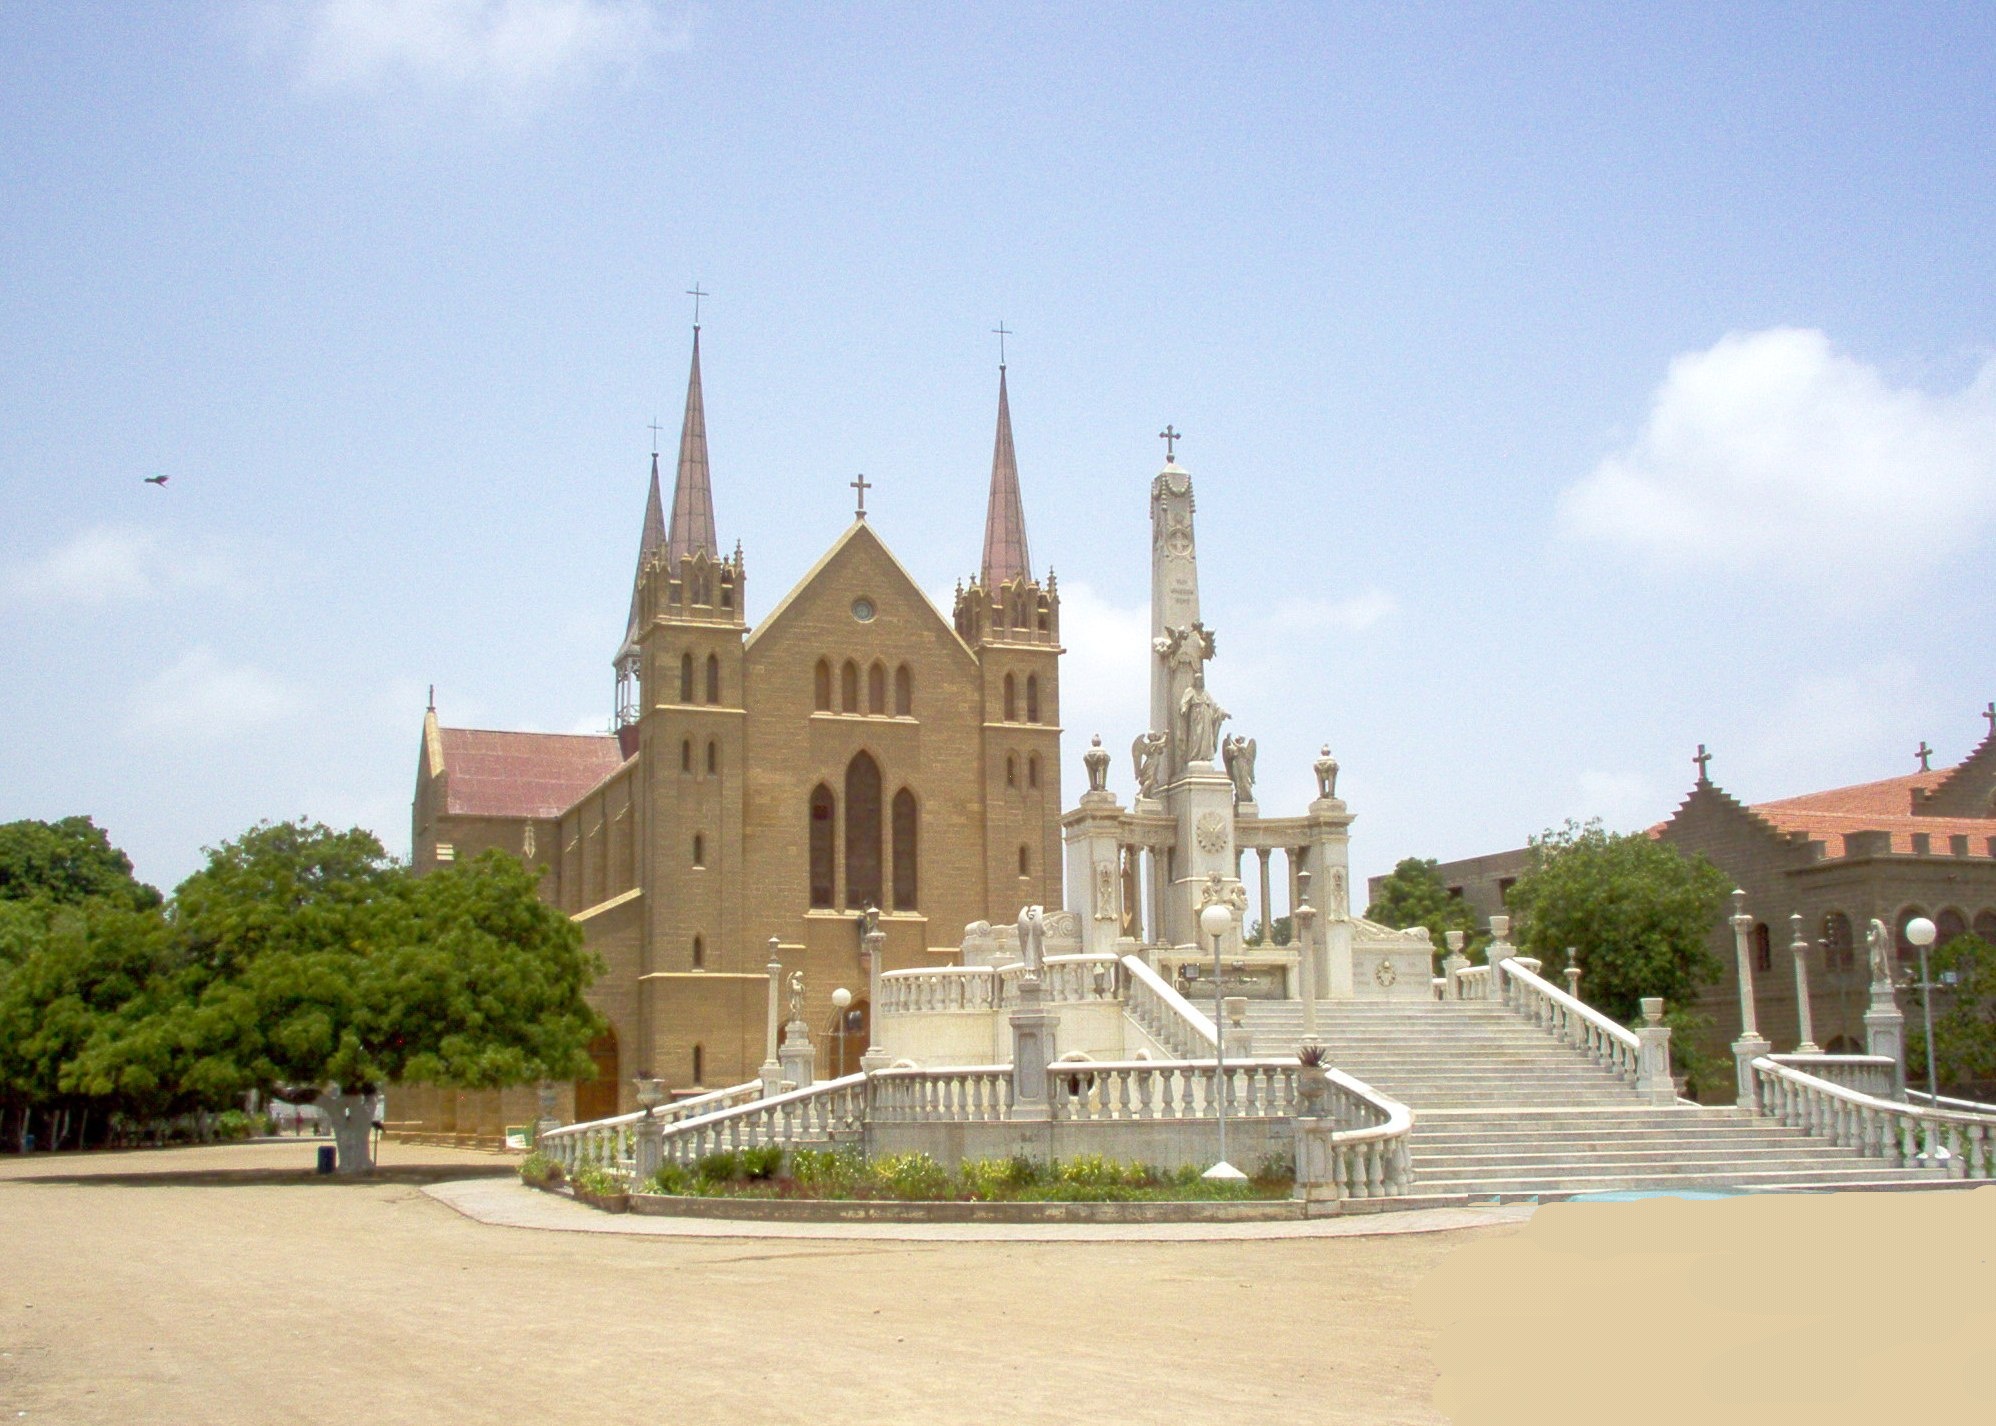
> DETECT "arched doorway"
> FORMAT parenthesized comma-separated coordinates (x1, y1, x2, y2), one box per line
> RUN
(574, 1028, 619, 1122)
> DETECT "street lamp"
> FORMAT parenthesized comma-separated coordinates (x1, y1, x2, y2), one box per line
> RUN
(1199, 898, 1244, 1181)
(832, 987, 853, 1077)
(1904, 915, 1946, 1165)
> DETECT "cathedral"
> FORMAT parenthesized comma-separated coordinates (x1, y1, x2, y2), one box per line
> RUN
(401, 327, 1065, 1136)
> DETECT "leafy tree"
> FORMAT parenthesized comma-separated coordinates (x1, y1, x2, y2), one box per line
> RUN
(77, 822, 602, 1171)
(1364, 857, 1480, 961)
(1504, 820, 1730, 1094)
(1906, 934, 1996, 1097)
(0, 816, 161, 910)
(1246, 915, 1293, 946)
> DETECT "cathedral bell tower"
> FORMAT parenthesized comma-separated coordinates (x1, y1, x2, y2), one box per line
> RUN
(953, 361, 1064, 913)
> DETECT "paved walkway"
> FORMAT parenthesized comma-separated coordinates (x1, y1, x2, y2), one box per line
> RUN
(425, 1175, 1540, 1241)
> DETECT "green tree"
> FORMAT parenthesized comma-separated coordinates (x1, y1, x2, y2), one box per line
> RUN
(1504, 820, 1730, 1094)
(1364, 857, 1480, 961)
(76, 822, 602, 1171)
(1906, 934, 1996, 1097)
(1246, 915, 1293, 946)
(0, 816, 161, 910)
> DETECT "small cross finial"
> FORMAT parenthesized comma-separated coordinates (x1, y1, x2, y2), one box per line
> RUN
(992, 321, 1011, 368)
(1693, 743, 1713, 784)
(686, 283, 708, 327)
(1159, 424, 1181, 461)
(647, 416, 663, 456)
(427, 684, 435, 712)
(850, 472, 872, 519)
(1916, 740, 1934, 772)
(1986, 701, 1995, 735)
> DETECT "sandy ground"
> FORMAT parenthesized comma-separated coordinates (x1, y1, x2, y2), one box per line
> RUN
(0, 1138, 1504, 1425)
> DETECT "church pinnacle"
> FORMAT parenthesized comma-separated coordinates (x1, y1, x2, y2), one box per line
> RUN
(667, 326, 718, 563)
(980, 363, 1032, 588)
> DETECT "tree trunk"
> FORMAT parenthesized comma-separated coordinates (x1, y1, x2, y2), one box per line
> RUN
(76, 1105, 91, 1152)
(318, 1092, 378, 1174)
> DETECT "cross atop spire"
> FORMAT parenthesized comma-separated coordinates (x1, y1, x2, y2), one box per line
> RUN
(666, 326, 717, 563)
(686, 282, 707, 327)
(1694, 743, 1713, 785)
(1917, 740, 1934, 772)
(1986, 701, 1995, 735)
(1159, 424, 1181, 462)
(980, 364, 1032, 588)
(992, 321, 1012, 368)
(851, 472, 871, 520)
(648, 416, 663, 456)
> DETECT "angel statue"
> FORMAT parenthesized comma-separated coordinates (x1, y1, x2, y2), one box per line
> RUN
(1131, 730, 1168, 799)
(1222, 734, 1257, 803)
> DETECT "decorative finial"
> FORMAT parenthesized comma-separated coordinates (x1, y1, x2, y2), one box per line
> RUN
(686, 282, 708, 328)
(1916, 740, 1934, 772)
(648, 416, 663, 457)
(850, 472, 872, 520)
(1159, 424, 1181, 461)
(427, 684, 435, 712)
(992, 320, 1011, 368)
(1693, 743, 1713, 785)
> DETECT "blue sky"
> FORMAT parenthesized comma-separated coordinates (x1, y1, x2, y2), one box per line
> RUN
(4, 2, 1993, 903)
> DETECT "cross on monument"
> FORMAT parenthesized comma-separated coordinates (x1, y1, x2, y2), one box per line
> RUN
(686, 283, 708, 326)
(1159, 425, 1181, 461)
(1693, 743, 1712, 784)
(992, 321, 1012, 367)
(1917, 740, 1934, 772)
(648, 417, 663, 455)
(850, 472, 871, 519)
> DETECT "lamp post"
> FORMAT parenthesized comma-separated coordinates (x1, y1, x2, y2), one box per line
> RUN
(832, 987, 853, 1077)
(1904, 916, 1945, 1165)
(1199, 898, 1244, 1180)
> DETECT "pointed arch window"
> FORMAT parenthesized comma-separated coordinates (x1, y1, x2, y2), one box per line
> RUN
(692, 935, 705, 969)
(814, 660, 833, 712)
(1003, 673, 1017, 722)
(868, 661, 887, 715)
(706, 740, 718, 774)
(809, 785, 836, 909)
(681, 739, 692, 772)
(693, 833, 705, 868)
(680, 653, 694, 703)
(892, 788, 918, 910)
(1028, 754, 1040, 789)
(692, 1043, 704, 1085)
(1026, 674, 1040, 723)
(1006, 754, 1017, 788)
(1018, 844, 1030, 877)
(844, 752, 883, 910)
(705, 653, 721, 704)
(841, 661, 859, 713)
(894, 664, 912, 716)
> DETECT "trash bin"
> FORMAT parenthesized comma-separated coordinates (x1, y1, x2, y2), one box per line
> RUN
(316, 1144, 337, 1174)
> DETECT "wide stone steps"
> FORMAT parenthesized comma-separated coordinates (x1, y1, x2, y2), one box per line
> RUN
(1240, 998, 1945, 1200)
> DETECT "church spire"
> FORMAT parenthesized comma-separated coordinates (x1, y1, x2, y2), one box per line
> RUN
(616, 448, 667, 670)
(666, 326, 717, 564)
(980, 363, 1031, 588)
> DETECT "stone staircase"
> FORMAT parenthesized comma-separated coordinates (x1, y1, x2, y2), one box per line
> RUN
(1244, 999, 1949, 1203)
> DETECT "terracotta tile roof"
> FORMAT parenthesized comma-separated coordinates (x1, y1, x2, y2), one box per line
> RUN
(437, 728, 629, 820)
(1748, 770, 1993, 859)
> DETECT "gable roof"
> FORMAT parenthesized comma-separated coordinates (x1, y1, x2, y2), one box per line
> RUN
(1659, 766, 1994, 861)
(747, 518, 973, 660)
(433, 727, 629, 819)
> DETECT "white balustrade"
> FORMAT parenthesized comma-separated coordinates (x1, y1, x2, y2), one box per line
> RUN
(1293, 1070, 1414, 1204)
(1494, 957, 1641, 1084)
(1451, 964, 1492, 1001)
(867, 1066, 1014, 1122)
(655, 1073, 869, 1167)
(1752, 1057, 1996, 1180)
(1767, 1054, 1897, 1099)
(879, 954, 1126, 1018)
(1045, 1057, 1300, 1122)
(1905, 1087, 1996, 1116)
(1119, 954, 1219, 1059)
(538, 1079, 764, 1174)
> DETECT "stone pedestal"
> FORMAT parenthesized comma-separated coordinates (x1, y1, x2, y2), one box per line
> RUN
(633, 1114, 664, 1184)
(780, 1019, 815, 1090)
(1008, 975, 1057, 1121)
(1062, 790, 1129, 957)
(1634, 997, 1677, 1105)
(1732, 1032, 1772, 1109)
(1864, 985, 1907, 1098)
(1165, 761, 1240, 950)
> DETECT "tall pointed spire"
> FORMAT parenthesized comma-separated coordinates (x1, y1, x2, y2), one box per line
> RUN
(667, 327, 718, 564)
(980, 364, 1031, 588)
(619, 449, 668, 662)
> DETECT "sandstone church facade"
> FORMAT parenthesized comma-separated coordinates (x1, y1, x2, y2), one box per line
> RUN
(399, 330, 1064, 1138)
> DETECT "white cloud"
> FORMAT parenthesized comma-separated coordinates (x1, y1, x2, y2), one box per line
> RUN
(123, 648, 301, 744)
(1560, 328, 1996, 575)
(267, 0, 689, 108)
(4, 525, 234, 608)
(1046, 579, 1150, 769)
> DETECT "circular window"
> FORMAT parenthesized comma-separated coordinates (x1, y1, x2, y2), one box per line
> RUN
(851, 598, 876, 622)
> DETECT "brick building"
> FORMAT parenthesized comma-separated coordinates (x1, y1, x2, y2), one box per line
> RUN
(399, 331, 1064, 1139)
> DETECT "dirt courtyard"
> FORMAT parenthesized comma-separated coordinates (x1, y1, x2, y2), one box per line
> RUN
(1, 1139, 1495, 1425)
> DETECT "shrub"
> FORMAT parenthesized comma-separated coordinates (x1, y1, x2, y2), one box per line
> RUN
(1053, 1154, 1155, 1191)
(647, 1162, 691, 1195)
(573, 1165, 624, 1198)
(693, 1150, 744, 1184)
(215, 1109, 257, 1141)
(740, 1143, 784, 1180)
(958, 1154, 1045, 1199)
(870, 1151, 952, 1201)
(518, 1152, 562, 1186)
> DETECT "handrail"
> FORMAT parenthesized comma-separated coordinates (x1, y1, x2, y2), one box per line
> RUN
(1765, 1053, 1896, 1098)
(537, 1079, 765, 1173)
(539, 1078, 763, 1139)
(1120, 953, 1219, 1058)
(1751, 1057, 1995, 1179)
(653, 1072, 869, 1168)
(1906, 1087, 1996, 1117)
(1294, 1069, 1414, 1204)
(1494, 956, 1641, 1084)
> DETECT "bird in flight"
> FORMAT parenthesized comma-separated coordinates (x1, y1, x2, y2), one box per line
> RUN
(144, 474, 168, 486)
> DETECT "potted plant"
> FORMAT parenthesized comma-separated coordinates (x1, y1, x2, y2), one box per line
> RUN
(1295, 1041, 1332, 1118)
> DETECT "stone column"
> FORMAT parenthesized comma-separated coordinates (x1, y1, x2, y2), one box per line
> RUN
(1008, 970, 1056, 1121)
(1863, 917, 1907, 1097)
(1788, 913, 1821, 1054)
(1293, 872, 1319, 1041)
(860, 917, 890, 1073)
(1634, 997, 1677, 1105)
(633, 1113, 664, 1183)
(1258, 849, 1273, 948)
(1062, 789, 1127, 957)
(534, 1081, 561, 1144)
(1168, 757, 1239, 952)
(760, 939, 784, 1098)
(1307, 800, 1354, 1000)
(1729, 891, 1772, 1108)
(1443, 931, 1470, 999)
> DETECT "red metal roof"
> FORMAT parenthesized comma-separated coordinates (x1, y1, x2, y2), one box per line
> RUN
(437, 727, 628, 820)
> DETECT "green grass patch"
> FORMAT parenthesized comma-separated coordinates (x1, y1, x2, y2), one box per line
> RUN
(643, 1149, 1293, 1202)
